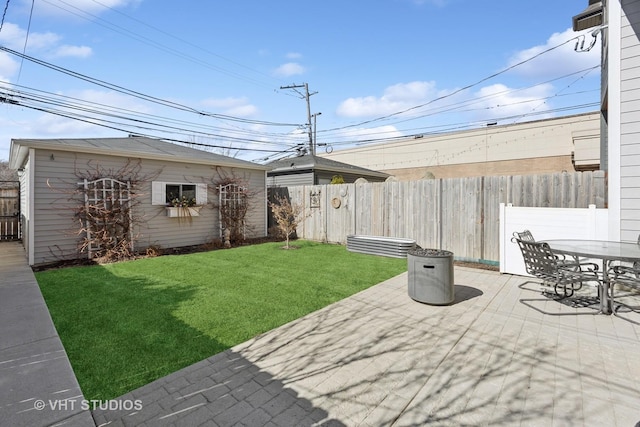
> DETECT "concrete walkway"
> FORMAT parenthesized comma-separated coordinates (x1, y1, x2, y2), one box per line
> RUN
(2, 241, 639, 426)
(0, 242, 94, 427)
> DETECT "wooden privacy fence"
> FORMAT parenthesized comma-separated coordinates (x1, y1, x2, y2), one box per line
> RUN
(268, 171, 606, 264)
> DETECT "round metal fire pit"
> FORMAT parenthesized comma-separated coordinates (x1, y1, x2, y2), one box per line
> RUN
(407, 248, 455, 305)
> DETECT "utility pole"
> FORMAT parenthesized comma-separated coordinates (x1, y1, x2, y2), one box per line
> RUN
(280, 83, 317, 155)
(311, 112, 322, 156)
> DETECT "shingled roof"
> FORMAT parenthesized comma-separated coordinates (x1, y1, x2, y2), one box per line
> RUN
(266, 154, 388, 178)
(9, 136, 268, 170)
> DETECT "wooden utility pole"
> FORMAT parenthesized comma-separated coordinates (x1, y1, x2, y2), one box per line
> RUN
(280, 83, 317, 155)
(311, 112, 322, 156)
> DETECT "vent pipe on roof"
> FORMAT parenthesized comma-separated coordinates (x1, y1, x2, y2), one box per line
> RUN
(573, 0, 603, 31)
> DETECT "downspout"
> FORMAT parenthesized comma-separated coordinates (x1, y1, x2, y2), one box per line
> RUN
(28, 148, 35, 266)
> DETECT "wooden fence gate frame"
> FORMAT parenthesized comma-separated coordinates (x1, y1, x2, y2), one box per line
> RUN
(0, 181, 21, 241)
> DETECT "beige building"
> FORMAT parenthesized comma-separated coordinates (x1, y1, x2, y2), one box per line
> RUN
(321, 112, 600, 180)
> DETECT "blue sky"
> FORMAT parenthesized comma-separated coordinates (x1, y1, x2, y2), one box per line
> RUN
(0, 0, 601, 163)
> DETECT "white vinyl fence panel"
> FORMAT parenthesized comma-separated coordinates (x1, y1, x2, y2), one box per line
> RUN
(499, 203, 609, 276)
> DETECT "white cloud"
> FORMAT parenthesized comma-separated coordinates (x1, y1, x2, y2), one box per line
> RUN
(51, 45, 93, 59)
(0, 51, 19, 78)
(0, 22, 61, 50)
(0, 21, 89, 59)
(201, 96, 258, 117)
(337, 81, 439, 118)
(226, 104, 258, 117)
(336, 27, 600, 124)
(273, 62, 305, 78)
(35, 112, 99, 135)
(21, 32, 62, 51)
(507, 28, 600, 79)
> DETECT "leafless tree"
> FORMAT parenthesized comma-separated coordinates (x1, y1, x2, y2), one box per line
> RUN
(268, 194, 308, 249)
(0, 161, 18, 182)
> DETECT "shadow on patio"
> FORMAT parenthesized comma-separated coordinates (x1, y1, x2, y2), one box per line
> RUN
(236, 267, 640, 426)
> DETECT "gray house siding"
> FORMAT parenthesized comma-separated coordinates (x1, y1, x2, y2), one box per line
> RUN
(268, 172, 314, 187)
(29, 149, 266, 266)
(620, 0, 640, 242)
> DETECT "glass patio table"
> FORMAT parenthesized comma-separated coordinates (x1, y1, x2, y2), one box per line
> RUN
(543, 239, 640, 314)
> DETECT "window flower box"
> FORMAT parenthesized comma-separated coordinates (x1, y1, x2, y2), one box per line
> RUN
(165, 206, 202, 218)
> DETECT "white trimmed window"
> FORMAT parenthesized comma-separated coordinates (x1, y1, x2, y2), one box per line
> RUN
(152, 182, 207, 206)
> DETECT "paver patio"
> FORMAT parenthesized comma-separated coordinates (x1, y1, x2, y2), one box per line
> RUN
(93, 266, 640, 426)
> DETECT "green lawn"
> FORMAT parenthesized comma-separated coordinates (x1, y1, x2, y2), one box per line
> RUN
(36, 240, 407, 400)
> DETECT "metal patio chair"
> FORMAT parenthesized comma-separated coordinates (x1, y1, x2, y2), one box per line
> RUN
(513, 237, 601, 298)
(512, 230, 535, 242)
(511, 230, 598, 273)
(608, 239, 640, 323)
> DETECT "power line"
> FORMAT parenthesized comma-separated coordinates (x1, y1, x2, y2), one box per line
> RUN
(316, 104, 600, 149)
(2, 97, 286, 153)
(0, 85, 303, 148)
(16, 0, 34, 83)
(322, 66, 600, 140)
(86, 0, 280, 87)
(0, 44, 303, 127)
(508, 65, 599, 125)
(0, 81, 306, 143)
(40, 0, 287, 92)
(322, 34, 587, 133)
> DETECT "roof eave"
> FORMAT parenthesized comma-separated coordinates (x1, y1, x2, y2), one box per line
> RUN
(267, 164, 388, 178)
(8, 140, 29, 169)
(8, 139, 269, 171)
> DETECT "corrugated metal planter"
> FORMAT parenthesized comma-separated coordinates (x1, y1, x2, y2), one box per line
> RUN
(346, 235, 415, 258)
(408, 248, 455, 305)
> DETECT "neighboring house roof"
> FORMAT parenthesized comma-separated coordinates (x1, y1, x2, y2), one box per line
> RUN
(8, 136, 269, 171)
(266, 154, 388, 178)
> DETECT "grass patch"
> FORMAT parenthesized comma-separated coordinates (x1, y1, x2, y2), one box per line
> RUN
(36, 240, 407, 400)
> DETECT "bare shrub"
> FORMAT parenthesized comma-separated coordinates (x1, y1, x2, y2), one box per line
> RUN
(211, 168, 260, 245)
(268, 194, 308, 249)
(46, 159, 160, 263)
(73, 160, 158, 262)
